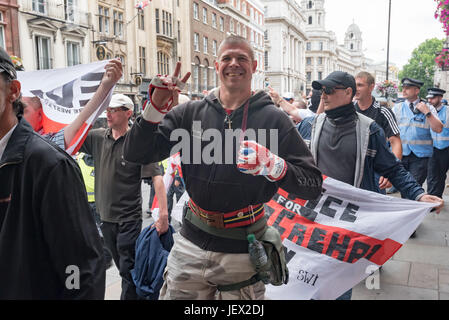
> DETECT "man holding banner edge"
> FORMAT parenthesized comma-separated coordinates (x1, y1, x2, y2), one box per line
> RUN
(298, 71, 443, 299)
(21, 59, 123, 154)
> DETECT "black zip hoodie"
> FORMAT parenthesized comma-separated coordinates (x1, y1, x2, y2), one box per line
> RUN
(124, 90, 322, 252)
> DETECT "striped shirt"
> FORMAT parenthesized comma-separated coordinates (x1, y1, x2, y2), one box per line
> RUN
(355, 98, 400, 139)
(43, 129, 66, 151)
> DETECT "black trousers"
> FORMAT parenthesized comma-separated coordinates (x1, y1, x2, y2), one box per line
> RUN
(167, 183, 185, 220)
(427, 147, 449, 198)
(401, 153, 429, 199)
(101, 219, 142, 300)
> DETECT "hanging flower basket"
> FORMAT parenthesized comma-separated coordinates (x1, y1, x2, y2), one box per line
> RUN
(375, 80, 398, 97)
(435, 48, 449, 70)
(434, 0, 449, 35)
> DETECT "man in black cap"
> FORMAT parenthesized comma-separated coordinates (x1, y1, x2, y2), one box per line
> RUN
(392, 79, 443, 195)
(426, 87, 449, 198)
(0, 47, 105, 299)
(298, 71, 444, 299)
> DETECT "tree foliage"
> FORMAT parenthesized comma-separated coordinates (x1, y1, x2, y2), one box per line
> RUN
(398, 38, 444, 98)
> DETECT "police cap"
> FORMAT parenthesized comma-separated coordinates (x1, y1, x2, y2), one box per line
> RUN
(426, 87, 446, 99)
(401, 78, 424, 88)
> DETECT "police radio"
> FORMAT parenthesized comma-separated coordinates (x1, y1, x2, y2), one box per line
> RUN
(412, 99, 429, 115)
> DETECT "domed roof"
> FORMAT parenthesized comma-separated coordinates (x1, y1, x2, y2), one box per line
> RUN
(346, 23, 362, 35)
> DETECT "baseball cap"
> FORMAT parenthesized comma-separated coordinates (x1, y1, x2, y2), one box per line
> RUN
(0, 47, 17, 80)
(283, 92, 294, 100)
(312, 71, 356, 94)
(109, 94, 134, 110)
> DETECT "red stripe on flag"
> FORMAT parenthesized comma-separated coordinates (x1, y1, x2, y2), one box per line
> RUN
(266, 199, 402, 266)
(42, 113, 66, 134)
(67, 123, 91, 155)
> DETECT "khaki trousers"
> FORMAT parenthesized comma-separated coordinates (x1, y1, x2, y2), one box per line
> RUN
(159, 233, 265, 300)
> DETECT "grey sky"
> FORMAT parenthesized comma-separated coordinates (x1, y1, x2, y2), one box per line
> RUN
(323, 0, 445, 69)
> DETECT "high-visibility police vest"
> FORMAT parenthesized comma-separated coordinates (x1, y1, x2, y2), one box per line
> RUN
(77, 153, 95, 203)
(393, 102, 433, 158)
(432, 105, 449, 150)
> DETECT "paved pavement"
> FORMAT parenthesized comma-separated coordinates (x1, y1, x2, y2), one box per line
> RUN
(105, 180, 449, 300)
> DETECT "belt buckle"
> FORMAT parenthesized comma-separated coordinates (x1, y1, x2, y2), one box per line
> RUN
(204, 211, 225, 229)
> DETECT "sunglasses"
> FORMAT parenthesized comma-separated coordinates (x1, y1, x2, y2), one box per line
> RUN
(321, 86, 347, 95)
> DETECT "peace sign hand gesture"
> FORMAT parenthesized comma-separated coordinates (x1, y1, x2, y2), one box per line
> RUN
(142, 62, 191, 124)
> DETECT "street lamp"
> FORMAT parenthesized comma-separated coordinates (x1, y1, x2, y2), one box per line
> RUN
(386, 0, 392, 81)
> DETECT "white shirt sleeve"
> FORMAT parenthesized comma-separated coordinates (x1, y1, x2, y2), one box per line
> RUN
(428, 104, 438, 117)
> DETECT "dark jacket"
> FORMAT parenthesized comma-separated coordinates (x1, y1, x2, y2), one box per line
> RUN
(0, 117, 105, 299)
(298, 114, 424, 200)
(131, 224, 175, 300)
(124, 90, 322, 212)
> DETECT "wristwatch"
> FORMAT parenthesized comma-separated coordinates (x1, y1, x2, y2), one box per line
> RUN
(425, 111, 432, 118)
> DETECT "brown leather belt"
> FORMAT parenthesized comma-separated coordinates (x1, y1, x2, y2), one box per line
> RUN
(188, 199, 265, 229)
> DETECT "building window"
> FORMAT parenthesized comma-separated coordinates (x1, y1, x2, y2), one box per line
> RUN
(67, 41, 80, 66)
(306, 42, 311, 51)
(162, 10, 172, 37)
(157, 51, 170, 75)
(230, 20, 234, 33)
(139, 46, 146, 75)
(65, 0, 77, 22)
(194, 33, 199, 51)
(155, 9, 160, 33)
(306, 57, 312, 65)
(212, 13, 217, 28)
(203, 60, 209, 91)
(193, 2, 199, 20)
(138, 10, 145, 30)
(203, 37, 208, 54)
(35, 35, 51, 70)
(318, 71, 323, 80)
(212, 40, 217, 56)
(319, 42, 323, 50)
(113, 11, 124, 38)
(98, 6, 109, 34)
(32, 0, 46, 14)
(308, 1, 313, 9)
(0, 12, 5, 49)
(318, 57, 323, 65)
(219, 17, 224, 32)
(203, 8, 207, 24)
(306, 72, 312, 82)
(308, 16, 312, 25)
(177, 20, 181, 41)
(193, 57, 200, 92)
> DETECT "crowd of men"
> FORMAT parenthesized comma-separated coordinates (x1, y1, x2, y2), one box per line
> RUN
(0, 33, 446, 300)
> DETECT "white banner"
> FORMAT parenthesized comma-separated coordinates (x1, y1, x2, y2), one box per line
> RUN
(171, 176, 435, 300)
(18, 61, 113, 154)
